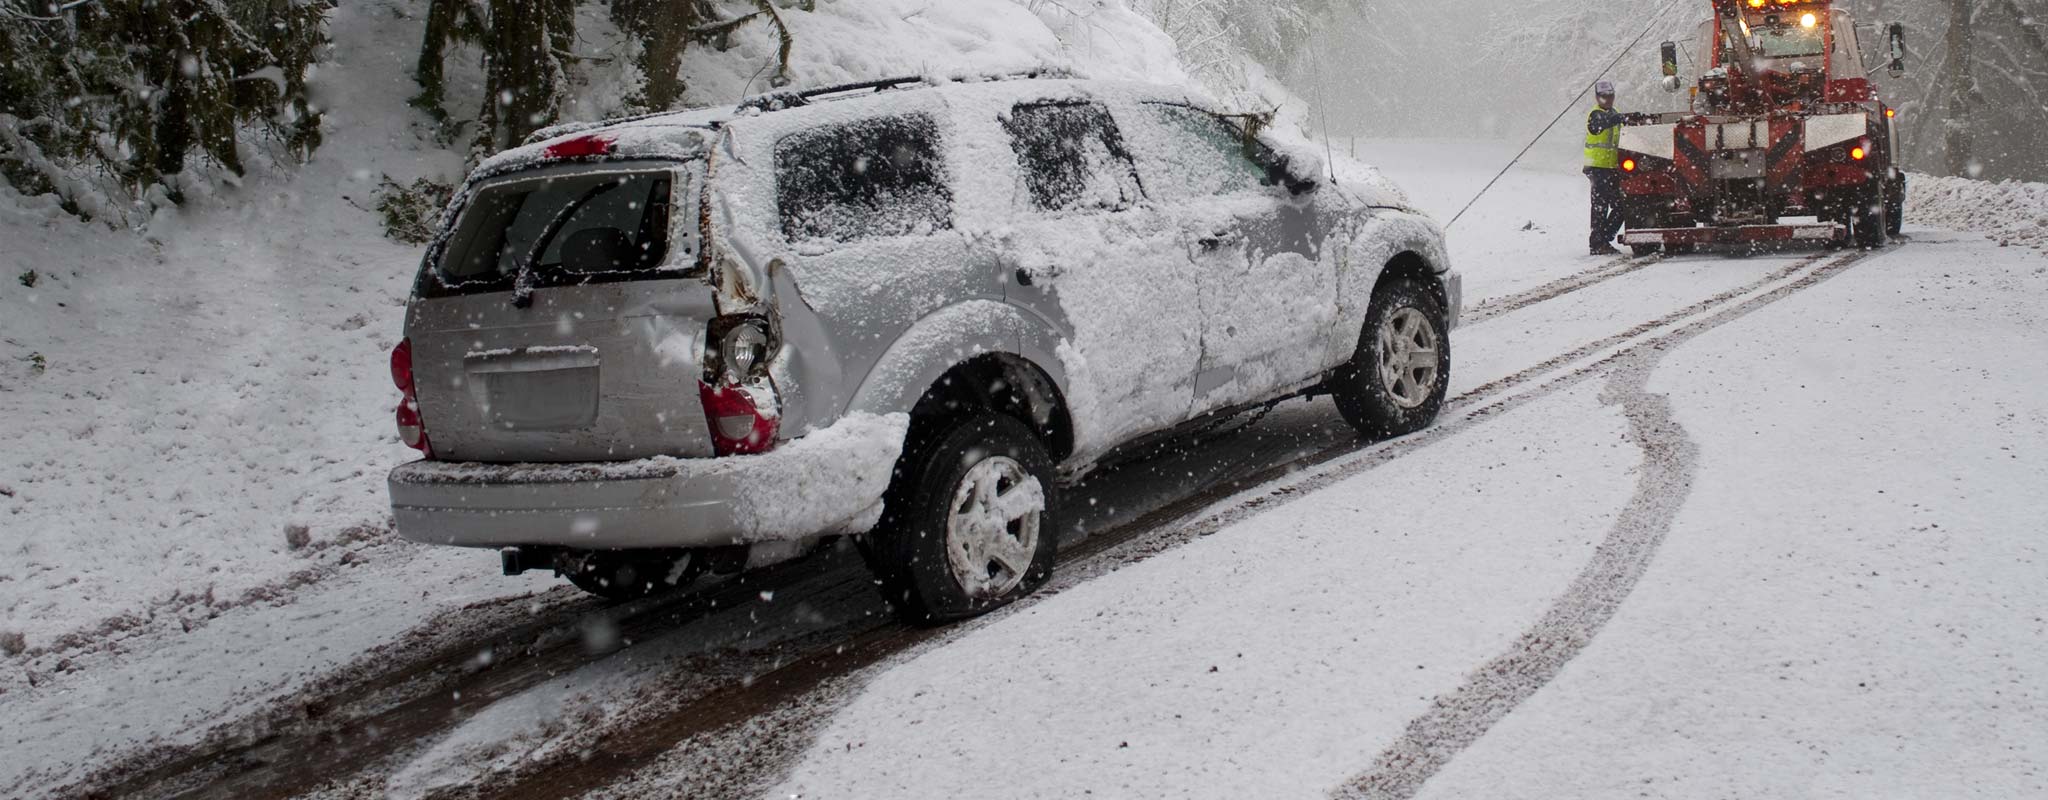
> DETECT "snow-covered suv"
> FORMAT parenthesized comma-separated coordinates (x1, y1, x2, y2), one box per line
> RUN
(386, 74, 1460, 622)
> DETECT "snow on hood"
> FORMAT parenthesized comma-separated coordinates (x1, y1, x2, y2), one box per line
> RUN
(1260, 130, 1417, 213)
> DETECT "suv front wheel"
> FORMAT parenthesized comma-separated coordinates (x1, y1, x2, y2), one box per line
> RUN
(865, 413, 1059, 624)
(1331, 276, 1451, 439)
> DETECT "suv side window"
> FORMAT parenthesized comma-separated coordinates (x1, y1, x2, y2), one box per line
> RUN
(1002, 101, 1144, 213)
(1130, 103, 1270, 202)
(776, 112, 954, 244)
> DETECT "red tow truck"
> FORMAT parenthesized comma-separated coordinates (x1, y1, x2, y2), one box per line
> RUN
(1617, 0, 1909, 254)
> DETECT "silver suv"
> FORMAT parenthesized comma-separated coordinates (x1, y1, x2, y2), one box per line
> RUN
(387, 75, 1460, 622)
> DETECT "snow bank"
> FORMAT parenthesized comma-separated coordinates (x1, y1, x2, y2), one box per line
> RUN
(1906, 173, 2048, 252)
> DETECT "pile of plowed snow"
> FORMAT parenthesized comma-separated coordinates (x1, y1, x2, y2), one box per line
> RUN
(0, 0, 1189, 673)
(1906, 173, 2048, 252)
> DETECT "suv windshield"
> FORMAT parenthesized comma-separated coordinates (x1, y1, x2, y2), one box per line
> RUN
(430, 168, 673, 295)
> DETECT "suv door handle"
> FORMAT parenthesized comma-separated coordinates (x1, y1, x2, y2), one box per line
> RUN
(1014, 266, 1062, 286)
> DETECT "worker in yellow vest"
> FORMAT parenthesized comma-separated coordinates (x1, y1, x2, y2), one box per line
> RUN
(1585, 80, 1627, 255)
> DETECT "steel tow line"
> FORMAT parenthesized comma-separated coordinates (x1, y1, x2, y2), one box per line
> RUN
(1444, 0, 1692, 229)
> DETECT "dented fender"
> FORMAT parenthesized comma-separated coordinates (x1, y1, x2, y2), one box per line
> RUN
(845, 300, 1071, 422)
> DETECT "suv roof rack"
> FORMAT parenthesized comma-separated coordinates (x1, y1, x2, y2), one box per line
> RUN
(520, 68, 1081, 146)
(734, 67, 1079, 114)
(736, 76, 931, 114)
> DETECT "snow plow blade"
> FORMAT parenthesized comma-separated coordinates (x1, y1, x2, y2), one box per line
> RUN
(1621, 223, 1846, 250)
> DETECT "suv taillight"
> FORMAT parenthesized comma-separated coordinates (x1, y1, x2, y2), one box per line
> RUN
(699, 381, 779, 456)
(700, 316, 780, 456)
(391, 339, 433, 457)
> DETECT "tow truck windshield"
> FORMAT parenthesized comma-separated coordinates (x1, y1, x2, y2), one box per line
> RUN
(1751, 18, 1825, 58)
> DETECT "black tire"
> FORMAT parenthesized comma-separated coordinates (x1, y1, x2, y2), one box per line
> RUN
(563, 549, 704, 602)
(1629, 243, 1663, 257)
(1885, 176, 1905, 238)
(1852, 185, 1888, 249)
(1330, 276, 1451, 439)
(864, 413, 1058, 625)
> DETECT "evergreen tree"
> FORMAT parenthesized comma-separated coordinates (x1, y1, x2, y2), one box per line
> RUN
(413, 0, 797, 159)
(0, 0, 329, 223)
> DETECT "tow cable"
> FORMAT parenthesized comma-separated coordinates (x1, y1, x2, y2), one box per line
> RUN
(1443, 0, 1691, 230)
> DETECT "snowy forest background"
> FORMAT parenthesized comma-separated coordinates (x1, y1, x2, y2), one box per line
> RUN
(1, 0, 2044, 227)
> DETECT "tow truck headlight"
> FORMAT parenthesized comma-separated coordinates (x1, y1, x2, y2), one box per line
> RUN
(1621, 158, 1638, 172)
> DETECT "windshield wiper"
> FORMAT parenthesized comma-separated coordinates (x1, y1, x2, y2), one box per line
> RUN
(511, 180, 617, 308)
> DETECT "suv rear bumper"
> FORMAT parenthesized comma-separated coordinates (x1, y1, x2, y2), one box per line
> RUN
(388, 413, 909, 550)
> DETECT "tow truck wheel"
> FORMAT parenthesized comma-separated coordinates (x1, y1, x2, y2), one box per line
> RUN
(1853, 186, 1888, 249)
(1331, 275, 1450, 439)
(1629, 243, 1663, 257)
(866, 412, 1058, 625)
(1885, 176, 1906, 238)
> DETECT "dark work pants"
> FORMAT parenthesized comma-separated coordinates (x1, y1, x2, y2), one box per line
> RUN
(1587, 167, 1624, 250)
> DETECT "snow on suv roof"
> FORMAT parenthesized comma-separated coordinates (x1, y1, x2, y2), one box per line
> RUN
(483, 71, 1202, 176)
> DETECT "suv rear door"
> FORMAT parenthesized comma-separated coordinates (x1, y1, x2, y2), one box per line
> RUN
(988, 97, 1202, 455)
(406, 159, 720, 462)
(1123, 103, 1339, 415)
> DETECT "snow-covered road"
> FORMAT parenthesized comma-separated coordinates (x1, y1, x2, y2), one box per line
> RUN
(764, 237, 2048, 800)
(5, 127, 2044, 798)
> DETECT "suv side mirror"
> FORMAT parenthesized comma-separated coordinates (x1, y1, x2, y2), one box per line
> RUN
(1885, 23, 1907, 77)
(1265, 156, 1319, 195)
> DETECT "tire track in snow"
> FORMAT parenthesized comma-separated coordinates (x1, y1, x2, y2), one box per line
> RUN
(80, 248, 1870, 800)
(493, 249, 1885, 799)
(1328, 248, 1882, 800)
(1332, 350, 1696, 800)
(1460, 252, 1661, 326)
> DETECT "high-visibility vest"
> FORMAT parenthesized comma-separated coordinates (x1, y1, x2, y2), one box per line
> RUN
(1585, 108, 1620, 169)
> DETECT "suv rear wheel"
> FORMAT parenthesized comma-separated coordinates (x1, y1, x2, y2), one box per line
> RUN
(1331, 276, 1451, 439)
(865, 413, 1058, 624)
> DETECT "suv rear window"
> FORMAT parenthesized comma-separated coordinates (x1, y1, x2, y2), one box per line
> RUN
(776, 113, 953, 244)
(1003, 101, 1144, 213)
(428, 169, 673, 296)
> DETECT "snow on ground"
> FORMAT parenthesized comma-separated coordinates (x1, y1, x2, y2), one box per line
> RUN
(0, 0, 1189, 663)
(778, 381, 1639, 797)
(773, 233, 2048, 797)
(5, 0, 2044, 793)
(1357, 138, 1612, 300)
(0, 0, 1207, 782)
(1907, 174, 2048, 253)
(1412, 233, 2048, 799)
(0, 0, 470, 666)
